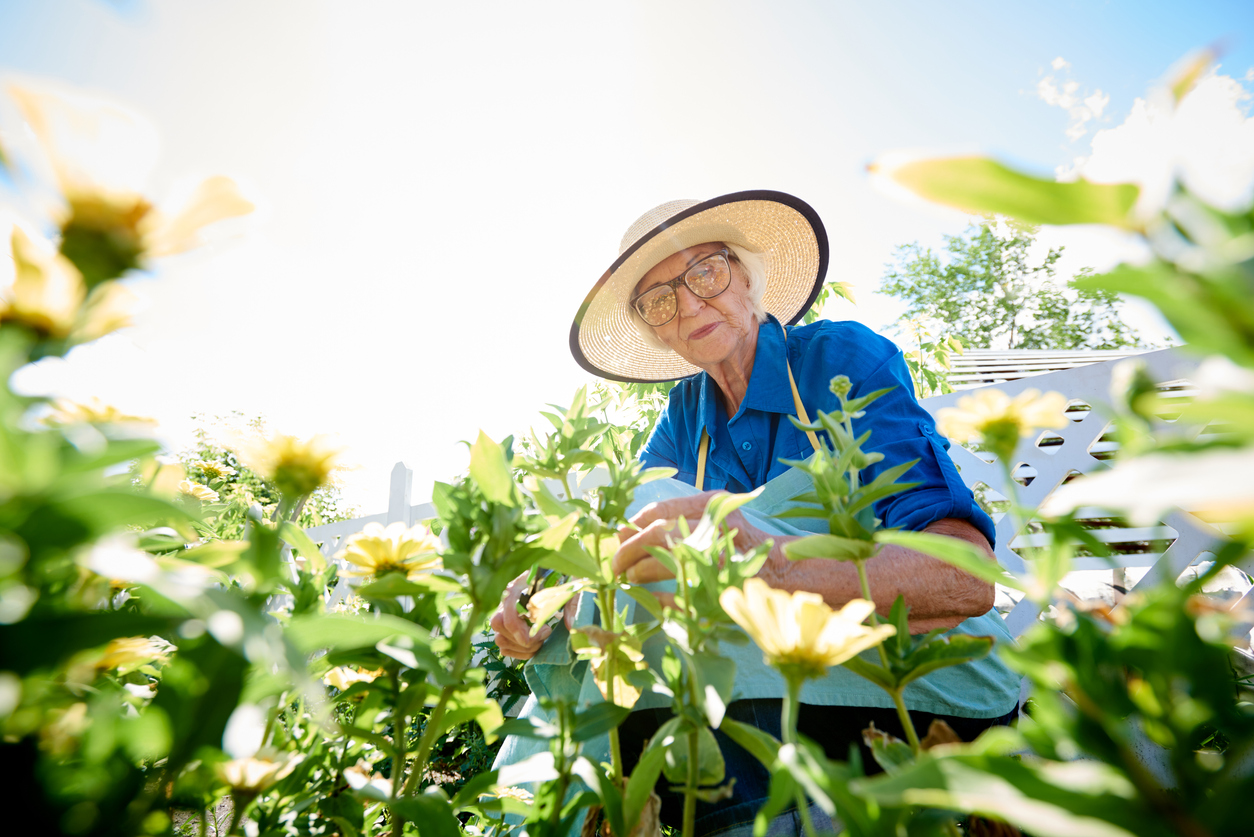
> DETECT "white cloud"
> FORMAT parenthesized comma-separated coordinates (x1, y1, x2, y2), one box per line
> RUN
(1036, 59, 1108, 140)
(1058, 70, 1254, 215)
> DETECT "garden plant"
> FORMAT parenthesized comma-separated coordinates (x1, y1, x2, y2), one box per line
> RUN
(1, 54, 1252, 837)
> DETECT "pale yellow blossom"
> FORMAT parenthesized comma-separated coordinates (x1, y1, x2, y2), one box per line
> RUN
(720, 578, 896, 680)
(336, 522, 441, 578)
(936, 388, 1069, 443)
(486, 786, 534, 804)
(2, 227, 83, 337)
(322, 666, 384, 691)
(234, 432, 343, 499)
(343, 761, 392, 797)
(98, 635, 175, 675)
(178, 480, 220, 504)
(41, 702, 89, 757)
(8, 85, 253, 282)
(192, 460, 237, 481)
(216, 751, 303, 794)
(44, 396, 156, 427)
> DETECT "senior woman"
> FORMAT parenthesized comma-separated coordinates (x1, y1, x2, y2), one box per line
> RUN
(491, 192, 1020, 837)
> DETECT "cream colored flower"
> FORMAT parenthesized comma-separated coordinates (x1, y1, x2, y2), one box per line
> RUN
(322, 666, 384, 691)
(216, 751, 303, 794)
(2, 227, 83, 337)
(336, 522, 441, 578)
(98, 635, 175, 675)
(192, 460, 237, 481)
(41, 702, 89, 757)
(8, 85, 253, 282)
(178, 480, 220, 504)
(44, 396, 156, 427)
(343, 761, 392, 797)
(719, 578, 896, 680)
(234, 432, 343, 499)
(936, 388, 1069, 443)
(486, 786, 534, 804)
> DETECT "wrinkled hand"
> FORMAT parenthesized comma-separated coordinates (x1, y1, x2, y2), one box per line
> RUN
(489, 573, 577, 660)
(612, 490, 769, 585)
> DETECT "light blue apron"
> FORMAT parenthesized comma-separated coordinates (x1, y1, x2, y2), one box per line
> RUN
(491, 465, 1021, 789)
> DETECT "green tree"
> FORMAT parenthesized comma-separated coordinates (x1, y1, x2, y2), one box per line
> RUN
(881, 219, 1143, 350)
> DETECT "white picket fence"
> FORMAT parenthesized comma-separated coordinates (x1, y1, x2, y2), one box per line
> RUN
(302, 346, 1252, 639)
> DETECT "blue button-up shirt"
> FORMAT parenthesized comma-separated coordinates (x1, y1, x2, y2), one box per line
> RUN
(639, 316, 996, 546)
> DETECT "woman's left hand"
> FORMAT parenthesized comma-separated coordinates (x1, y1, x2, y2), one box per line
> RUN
(612, 490, 770, 583)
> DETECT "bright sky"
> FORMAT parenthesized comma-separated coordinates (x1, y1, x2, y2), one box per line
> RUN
(1, 0, 1252, 512)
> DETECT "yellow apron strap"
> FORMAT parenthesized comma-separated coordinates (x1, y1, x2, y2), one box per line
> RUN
(696, 428, 709, 491)
(783, 327, 823, 454)
(693, 323, 820, 491)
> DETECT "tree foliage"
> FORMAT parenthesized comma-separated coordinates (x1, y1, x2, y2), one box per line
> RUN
(881, 219, 1144, 351)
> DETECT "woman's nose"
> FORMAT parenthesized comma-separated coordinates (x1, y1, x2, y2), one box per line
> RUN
(675, 284, 705, 317)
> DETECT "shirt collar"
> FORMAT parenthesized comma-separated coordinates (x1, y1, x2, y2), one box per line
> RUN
(695, 315, 796, 429)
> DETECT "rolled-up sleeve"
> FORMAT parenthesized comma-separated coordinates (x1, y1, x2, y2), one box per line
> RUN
(848, 350, 997, 548)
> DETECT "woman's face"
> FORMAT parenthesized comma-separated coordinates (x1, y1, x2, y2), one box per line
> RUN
(635, 242, 758, 369)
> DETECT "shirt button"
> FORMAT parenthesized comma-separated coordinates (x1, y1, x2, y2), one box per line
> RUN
(922, 425, 935, 435)
(742, 441, 752, 451)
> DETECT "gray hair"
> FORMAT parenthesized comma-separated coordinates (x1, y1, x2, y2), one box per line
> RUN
(630, 243, 770, 352)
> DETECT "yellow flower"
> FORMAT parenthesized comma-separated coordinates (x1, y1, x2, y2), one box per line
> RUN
(322, 666, 384, 691)
(234, 432, 343, 499)
(98, 635, 175, 675)
(44, 396, 156, 427)
(935, 388, 1068, 463)
(192, 460, 236, 481)
(336, 522, 441, 578)
(486, 786, 534, 804)
(2, 227, 83, 338)
(8, 85, 253, 285)
(178, 480, 220, 504)
(215, 751, 303, 794)
(719, 578, 896, 680)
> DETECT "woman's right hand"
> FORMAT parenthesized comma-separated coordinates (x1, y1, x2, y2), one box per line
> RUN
(489, 572, 577, 660)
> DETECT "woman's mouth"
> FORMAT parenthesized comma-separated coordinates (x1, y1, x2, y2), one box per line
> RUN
(688, 322, 719, 340)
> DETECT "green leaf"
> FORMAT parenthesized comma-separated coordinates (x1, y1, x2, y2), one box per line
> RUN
(863, 724, 916, 773)
(469, 430, 514, 506)
(842, 655, 897, 690)
(0, 613, 179, 674)
(623, 743, 666, 834)
(883, 156, 1140, 229)
(875, 530, 1024, 592)
(898, 635, 994, 687)
(662, 724, 725, 786)
(691, 654, 736, 728)
(356, 573, 460, 600)
(286, 612, 437, 654)
(784, 533, 878, 561)
(718, 717, 781, 768)
(572, 702, 631, 742)
(571, 756, 625, 837)
(853, 754, 1156, 837)
(532, 511, 579, 550)
(388, 790, 461, 837)
(495, 716, 560, 740)
(278, 521, 327, 572)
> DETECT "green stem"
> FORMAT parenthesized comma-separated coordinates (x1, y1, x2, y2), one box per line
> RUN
(598, 584, 624, 783)
(393, 604, 481, 836)
(782, 677, 818, 837)
(682, 723, 699, 837)
(226, 793, 246, 836)
(890, 687, 921, 754)
(853, 559, 892, 670)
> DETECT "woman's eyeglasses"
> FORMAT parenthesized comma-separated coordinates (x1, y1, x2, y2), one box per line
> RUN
(630, 249, 733, 327)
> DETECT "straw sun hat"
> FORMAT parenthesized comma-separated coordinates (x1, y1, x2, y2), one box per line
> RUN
(569, 190, 829, 383)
